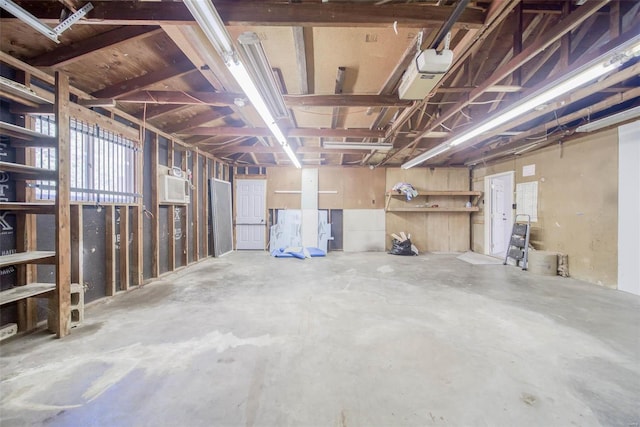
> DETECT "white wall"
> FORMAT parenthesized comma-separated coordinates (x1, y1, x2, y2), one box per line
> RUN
(343, 209, 386, 252)
(618, 120, 640, 295)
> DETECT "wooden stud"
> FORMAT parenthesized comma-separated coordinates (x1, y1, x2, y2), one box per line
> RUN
(193, 152, 200, 262)
(105, 205, 116, 297)
(203, 157, 209, 258)
(150, 133, 159, 277)
(168, 140, 176, 271)
(132, 144, 144, 286)
(70, 205, 83, 288)
(180, 151, 188, 267)
(52, 71, 71, 338)
(119, 205, 130, 291)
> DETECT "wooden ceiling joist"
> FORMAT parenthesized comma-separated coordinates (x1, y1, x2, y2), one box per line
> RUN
(30, 26, 162, 67)
(115, 91, 415, 108)
(91, 59, 195, 99)
(164, 107, 235, 134)
(183, 127, 386, 139)
(9, 1, 486, 28)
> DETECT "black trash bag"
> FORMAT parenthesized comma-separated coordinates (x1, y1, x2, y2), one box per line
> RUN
(389, 238, 415, 256)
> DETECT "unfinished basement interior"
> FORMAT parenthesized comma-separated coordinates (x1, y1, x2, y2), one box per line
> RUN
(0, 0, 639, 425)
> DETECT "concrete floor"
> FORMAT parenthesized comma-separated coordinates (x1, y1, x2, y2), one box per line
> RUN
(1, 251, 639, 427)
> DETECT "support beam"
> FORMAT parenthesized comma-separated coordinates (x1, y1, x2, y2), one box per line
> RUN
(184, 127, 385, 139)
(115, 91, 414, 108)
(150, 133, 159, 278)
(30, 26, 162, 67)
(8, 1, 486, 28)
(52, 71, 71, 338)
(91, 59, 195, 99)
(164, 107, 235, 134)
(105, 205, 116, 297)
(292, 27, 309, 95)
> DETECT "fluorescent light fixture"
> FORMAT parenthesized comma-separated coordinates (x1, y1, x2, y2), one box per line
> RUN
(401, 144, 451, 169)
(238, 32, 289, 119)
(575, 105, 640, 132)
(183, 0, 300, 168)
(323, 141, 393, 151)
(402, 33, 640, 169)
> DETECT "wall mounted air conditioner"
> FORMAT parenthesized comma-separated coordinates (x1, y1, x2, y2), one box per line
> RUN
(398, 49, 454, 100)
(158, 165, 190, 204)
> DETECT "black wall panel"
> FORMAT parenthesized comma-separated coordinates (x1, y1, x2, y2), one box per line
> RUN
(82, 207, 107, 302)
(142, 130, 153, 279)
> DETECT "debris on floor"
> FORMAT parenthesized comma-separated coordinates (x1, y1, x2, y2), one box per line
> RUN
(271, 247, 326, 259)
(389, 232, 419, 256)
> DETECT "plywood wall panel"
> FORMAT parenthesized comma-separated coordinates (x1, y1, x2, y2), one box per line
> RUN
(343, 168, 386, 209)
(385, 168, 472, 252)
(471, 130, 618, 287)
(318, 167, 344, 209)
(267, 168, 301, 209)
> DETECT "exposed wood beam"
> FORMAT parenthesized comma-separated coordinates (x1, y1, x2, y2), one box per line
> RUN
(10, 1, 486, 28)
(331, 67, 346, 130)
(115, 91, 415, 108)
(164, 107, 234, 134)
(135, 104, 190, 121)
(183, 127, 386, 139)
(413, 0, 609, 141)
(292, 27, 309, 95)
(212, 146, 386, 155)
(91, 59, 195, 98)
(30, 26, 162, 67)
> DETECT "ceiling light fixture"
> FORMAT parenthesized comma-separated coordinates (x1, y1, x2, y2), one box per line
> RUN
(323, 142, 393, 151)
(575, 105, 640, 133)
(402, 32, 640, 169)
(183, 0, 301, 168)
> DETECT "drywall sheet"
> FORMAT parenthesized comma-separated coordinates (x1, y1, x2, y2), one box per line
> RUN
(301, 168, 318, 248)
(343, 209, 385, 252)
(209, 178, 233, 257)
(618, 120, 640, 295)
(516, 181, 538, 222)
(318, 210, 331, 253)
(269, 210, 302, 251)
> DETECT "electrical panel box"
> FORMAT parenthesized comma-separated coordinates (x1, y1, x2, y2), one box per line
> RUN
(398, 49, 454, 100)
(158, 165, 190, 204)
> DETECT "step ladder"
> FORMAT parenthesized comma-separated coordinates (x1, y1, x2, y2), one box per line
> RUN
(504, 214, 531, 270)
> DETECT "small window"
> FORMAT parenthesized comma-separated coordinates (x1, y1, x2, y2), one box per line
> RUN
(34, 116, 140, 203)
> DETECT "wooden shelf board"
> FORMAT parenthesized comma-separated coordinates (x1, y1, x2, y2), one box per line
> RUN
(0, 78, 52, 106)
(387, 207, 480, 212)
(0, 121, 55, 141)
(0, 161, 57, 180)
(0, 283, 55, 306)
(387, 190, 482, 197)
(0, 202, 56, 214)
(0, 251, 56, 268)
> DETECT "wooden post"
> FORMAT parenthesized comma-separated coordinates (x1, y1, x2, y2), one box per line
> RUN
(181, 151, 188, 267)
(105, 205, 116, 296)
(202, 156, 209, 258)
(52, 71, 71, 338)
(70, 205, 83, 287)
(193, 152, 200, 262)
(119, 205, 130, 290)
(132, 145, 144, 285)
(150, 133, 159, 277)
(168, 140, 175, 271)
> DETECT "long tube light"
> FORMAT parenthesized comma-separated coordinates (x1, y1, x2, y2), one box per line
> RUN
(575, 105, 640, 132)
(402, 33, 640, 169)
(183, 0, 301, 168)
(323, 142, 393, 151)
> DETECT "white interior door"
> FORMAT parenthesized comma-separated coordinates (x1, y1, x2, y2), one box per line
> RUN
(485, 172, 514, 258)
(236, 179, 266, 250)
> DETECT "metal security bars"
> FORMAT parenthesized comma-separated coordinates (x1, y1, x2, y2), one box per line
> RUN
(34, 116, 140, 203)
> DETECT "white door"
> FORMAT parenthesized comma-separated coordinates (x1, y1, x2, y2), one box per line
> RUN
(485, 172, 514, 258)
(236, 179, 266, 250)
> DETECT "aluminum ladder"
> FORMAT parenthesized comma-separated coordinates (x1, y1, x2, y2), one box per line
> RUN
(503, 214, 531, 270)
